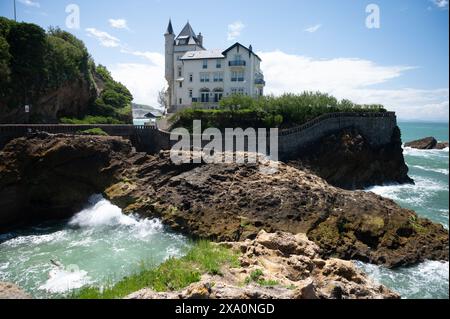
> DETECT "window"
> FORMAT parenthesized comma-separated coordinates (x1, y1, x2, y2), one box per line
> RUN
(200, 89, 210, 103)
(214, 89, 223, 102)
(189, 73, 193, 82)
(179, 82, 183, 88)
(234, 54, 242, 61)
(213, 72, 223, 82)
(216, 59, 222, 68)
(179, 98, 182, 104)
(202, 59, 208, 69)
(189, 89, 193, 98)
(231, 71, 244, 82)
(200, 73, 210, 82)
(178, 67, 182, 77)
(231, 88, 245, 95)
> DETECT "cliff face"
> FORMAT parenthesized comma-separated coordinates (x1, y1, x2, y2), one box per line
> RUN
(287, 127, 413, 190)
(0, 134, 447, 268)
(0, 76, 100, 124)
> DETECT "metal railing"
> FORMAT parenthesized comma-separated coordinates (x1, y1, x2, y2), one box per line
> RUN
(229, 60, 246, 66)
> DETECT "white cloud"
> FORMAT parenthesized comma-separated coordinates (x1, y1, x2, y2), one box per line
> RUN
(18, 0, 40, 8)
(304, 24, 322, 33)
(431, 0, 449, 9)
(121, 49, 165, 66)
(259, 50, 448, 121)
(85, 28, 120, 48)
(227, 21, 245, 41)
(109, 19, 129, 30)
(109, 53, 166, 106)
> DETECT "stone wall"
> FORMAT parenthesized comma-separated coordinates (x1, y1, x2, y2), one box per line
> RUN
(279, 112, 397, 159)
(0, 112, 397, 159)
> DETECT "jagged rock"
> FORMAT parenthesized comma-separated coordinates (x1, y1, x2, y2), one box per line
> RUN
(0, 134, 448, 268)
(436, 142, 449, 150)
(0, 282, 31, 299)
(287, 127, 414, 190)
(404, 137, 448, 150)
(126, 231, 400, 299)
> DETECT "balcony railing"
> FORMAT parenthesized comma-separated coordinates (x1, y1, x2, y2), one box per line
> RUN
(255, 78, 265, 85)
(229, 60, 246, 67)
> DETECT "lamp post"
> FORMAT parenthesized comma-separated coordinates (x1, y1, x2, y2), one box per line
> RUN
(13, 0, 17, 21)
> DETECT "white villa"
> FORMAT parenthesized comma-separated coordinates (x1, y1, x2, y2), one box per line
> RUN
(165, 20, 265, 113)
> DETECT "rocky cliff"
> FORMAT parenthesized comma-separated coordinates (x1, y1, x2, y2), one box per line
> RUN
(0, 134, 447, 268)
(0, 76, 100, 124)
(287, 127, 414, 190)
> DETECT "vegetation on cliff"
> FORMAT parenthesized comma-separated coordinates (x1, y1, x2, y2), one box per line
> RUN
(170, 92, 386, 131)
(0, 18, 132, 124)
(74, 241, 239, 299)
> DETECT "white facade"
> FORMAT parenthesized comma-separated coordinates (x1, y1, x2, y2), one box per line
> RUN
(164, 20, 265, 113)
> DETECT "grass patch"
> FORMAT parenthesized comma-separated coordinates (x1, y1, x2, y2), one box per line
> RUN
(72, 241, 240, 299)
(244, 269, 279, 287)
(76, 128, 108, 136)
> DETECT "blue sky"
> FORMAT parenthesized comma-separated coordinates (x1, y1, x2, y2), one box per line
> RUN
(0, 0, 449, 121)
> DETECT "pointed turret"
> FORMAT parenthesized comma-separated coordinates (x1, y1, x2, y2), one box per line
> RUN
(166, 19, 174, 35)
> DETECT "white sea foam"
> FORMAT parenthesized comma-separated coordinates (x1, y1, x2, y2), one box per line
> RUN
(356, 261, 449, 299)
(38, 267, 92, 294)
(403, 146, 449, 159)
(1, 231, 66, 248)
(367, 175, 447, 206)
(69, 197, 138, 228)
(411, 165, 449, 175)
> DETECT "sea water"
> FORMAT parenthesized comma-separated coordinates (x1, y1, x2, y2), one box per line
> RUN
(359, 122, 449, 299)
(0, 195, 191, 298)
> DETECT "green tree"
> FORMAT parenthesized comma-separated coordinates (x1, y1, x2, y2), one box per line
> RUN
(7, 22, 47, 105)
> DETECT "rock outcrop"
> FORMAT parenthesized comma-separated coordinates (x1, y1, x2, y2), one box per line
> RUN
(0, 134, 448, 268)
(287, 127, 414, 190)
(405, 137, 449, 150)
(0, 282, 31, 299)
(126, 231, 399, 299)
(0, 76, 99, 124)
(0, 133, 132, 231)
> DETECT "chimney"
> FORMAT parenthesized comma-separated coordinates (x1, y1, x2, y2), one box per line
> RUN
(198, 32, 203, 46)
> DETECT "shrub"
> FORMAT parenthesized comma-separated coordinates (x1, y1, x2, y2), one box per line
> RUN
(170, 92, 387, 131)
(76, 128, 108, 136)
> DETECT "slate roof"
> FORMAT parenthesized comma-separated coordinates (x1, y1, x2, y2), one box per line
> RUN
(181, 49, 225, 60)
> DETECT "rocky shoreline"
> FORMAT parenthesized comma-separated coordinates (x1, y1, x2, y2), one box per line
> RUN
(0, 133, 447, 271)
(127, 231, 399, 299)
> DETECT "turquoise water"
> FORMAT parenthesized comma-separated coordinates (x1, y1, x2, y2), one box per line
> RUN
(0, 195, 191, 298)
(359, 121, 449, 299)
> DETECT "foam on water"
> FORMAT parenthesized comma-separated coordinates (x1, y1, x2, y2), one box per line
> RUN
(38, 268, 92, 294)
(363, 127, 449, 299)
(356, 261, 449, 299)
(0, 195, 191, 298)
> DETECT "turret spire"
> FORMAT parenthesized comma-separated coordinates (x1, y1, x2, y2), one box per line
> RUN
(166, 19, 174, 35)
